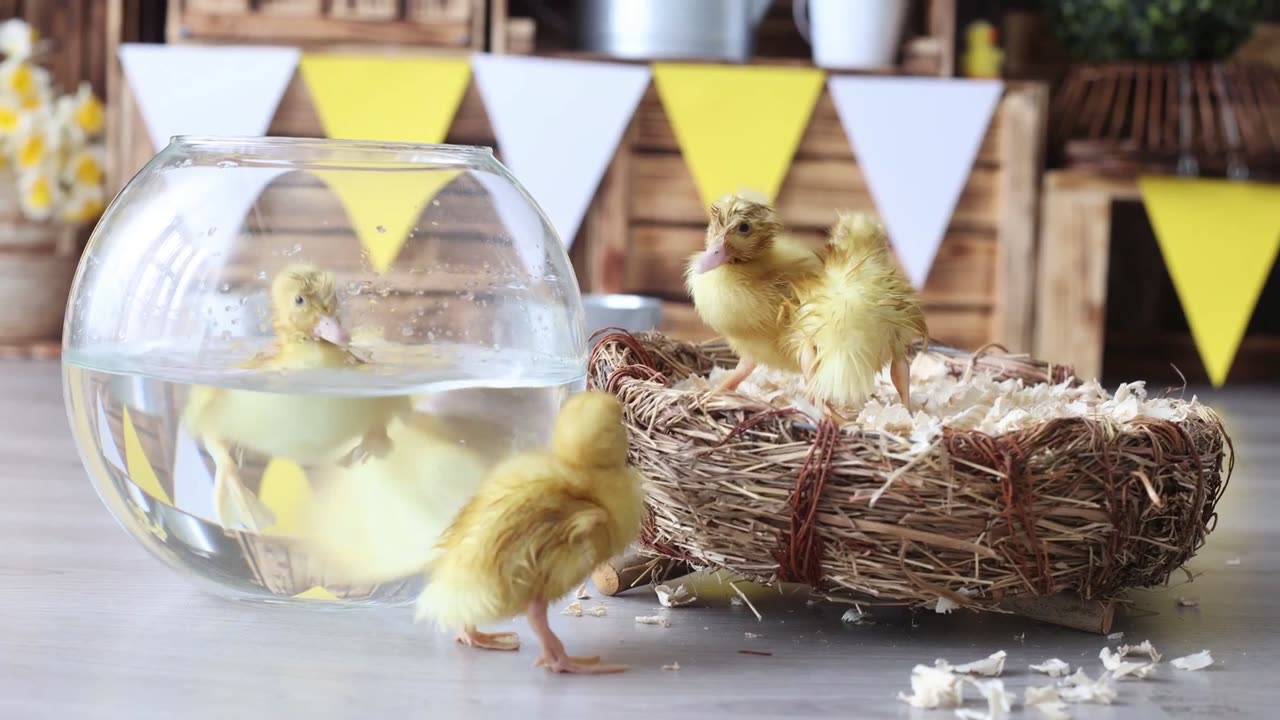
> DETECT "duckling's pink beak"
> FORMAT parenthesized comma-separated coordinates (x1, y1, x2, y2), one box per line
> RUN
(314, 314, 350, 347)
(694, 241, 729, 273)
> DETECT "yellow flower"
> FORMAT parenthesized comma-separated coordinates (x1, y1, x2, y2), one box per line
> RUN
(18, 167, 56, 221)
(62, 145, 105, 188)
(0, 102, 19, 136)
(70, 82, 104, 137)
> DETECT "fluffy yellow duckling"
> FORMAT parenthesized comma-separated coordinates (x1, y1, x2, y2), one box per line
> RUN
(182, 263, 411, 532)
(416, 391, 646, 675)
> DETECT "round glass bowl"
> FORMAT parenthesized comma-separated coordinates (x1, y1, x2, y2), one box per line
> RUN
(62, 136, 586, 605)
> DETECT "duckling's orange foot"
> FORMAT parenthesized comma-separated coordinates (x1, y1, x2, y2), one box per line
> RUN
(534, 653, 624, 674)
(455, 628, 520, 651)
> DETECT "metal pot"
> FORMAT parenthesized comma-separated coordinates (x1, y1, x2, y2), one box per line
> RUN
(583, 293, 663, 334)
(575, 0, 773, 62)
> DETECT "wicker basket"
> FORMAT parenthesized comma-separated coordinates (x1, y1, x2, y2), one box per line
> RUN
(588, 331, 1231, 632)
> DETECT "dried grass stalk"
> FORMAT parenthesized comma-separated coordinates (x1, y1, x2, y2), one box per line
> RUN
(589, 331, 1231, 611)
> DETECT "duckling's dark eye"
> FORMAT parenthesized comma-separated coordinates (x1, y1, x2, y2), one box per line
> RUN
(737, 222, 751, 234)
(294, 295, 305, 306)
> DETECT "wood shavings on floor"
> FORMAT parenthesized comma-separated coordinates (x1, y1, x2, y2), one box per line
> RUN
(935, 651, 1007, 677)
(682, 355, 1195, 454)
(1028, 659, 1070, 678)
(635, 615, 671, 628)
(1172, 650, 1214, 670)
(654, 583, 697, 608)
(561, 601, 606, 617)
(662, 661, 681, 672)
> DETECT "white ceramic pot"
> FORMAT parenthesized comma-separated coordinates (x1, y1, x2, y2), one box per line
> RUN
(793, 0, 912, 70)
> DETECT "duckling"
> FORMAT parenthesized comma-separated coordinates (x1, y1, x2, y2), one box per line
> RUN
(182, 263, 411, 532)
(416, 391, 645, 675)
(963, 19, 1004, 79)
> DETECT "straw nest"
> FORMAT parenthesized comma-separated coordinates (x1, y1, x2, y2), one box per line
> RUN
(588, 331, 1232, 613)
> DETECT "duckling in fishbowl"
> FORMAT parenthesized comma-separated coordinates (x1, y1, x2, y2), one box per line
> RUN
(182, 263, 411, 532)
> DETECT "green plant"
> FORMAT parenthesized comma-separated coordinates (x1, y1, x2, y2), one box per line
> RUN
(1042, 0, 1271, 62)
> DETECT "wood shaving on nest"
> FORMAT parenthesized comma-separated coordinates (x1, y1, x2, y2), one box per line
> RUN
(936, 651, 1007, 677)
(684, 356, 1193, 454)
(635, 615, 672, 628)
(1028, 659, 1071, 678)
(655, 583, 697, 608)
(1172, 650, 1214, 670)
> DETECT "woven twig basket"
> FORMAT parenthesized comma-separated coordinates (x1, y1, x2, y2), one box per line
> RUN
(589, 331, 1231, 627)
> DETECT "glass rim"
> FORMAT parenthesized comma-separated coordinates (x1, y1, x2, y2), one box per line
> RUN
(168, 135, 496, 159)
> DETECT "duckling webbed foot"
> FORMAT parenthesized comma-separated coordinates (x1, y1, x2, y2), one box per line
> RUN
(713, 358, 757, 394)
(890, 357, 912, 411)
(455, 626, 520, 651)
(206, 435, 276, 532)
(336, 425, 394, 467)
(526, 597, 625, 674)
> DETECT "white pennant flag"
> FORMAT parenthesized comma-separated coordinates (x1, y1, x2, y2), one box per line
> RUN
(172, 426, 217, 524)
(119, 44, 300, 153)
(471, 55, 650, 247)
(828, 76, 1002, 288)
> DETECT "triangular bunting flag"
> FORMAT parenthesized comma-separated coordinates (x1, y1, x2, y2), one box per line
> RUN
(1139, 177, 1280, 386)
(294, 586, 339, 601)
(828, 76, 1002, 288)
(97, 395, 126, 473)
(471, 55, 650, 246)
(315, 169, 460, 273)
(119, 44, 300, 152)
(300, 54, 471, 272)
(298, 54, 471, 143)
(121, 407, 172, 505)
(652, 63, 824, 208)
(172, 426, 217, 524)
(258, 458, 310, 537)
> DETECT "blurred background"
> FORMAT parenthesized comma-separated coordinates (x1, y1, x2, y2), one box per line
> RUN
(1, 0, 1278, 388)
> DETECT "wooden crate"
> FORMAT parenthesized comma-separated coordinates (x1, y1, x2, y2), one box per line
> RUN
(166, 0, 486, 49)
(575, 80, 1049, 353)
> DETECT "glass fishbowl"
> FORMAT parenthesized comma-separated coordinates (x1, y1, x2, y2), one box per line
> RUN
(61, 136, 587, 606)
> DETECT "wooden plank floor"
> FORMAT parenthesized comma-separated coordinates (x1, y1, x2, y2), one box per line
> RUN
(1, 359, 1276, 719)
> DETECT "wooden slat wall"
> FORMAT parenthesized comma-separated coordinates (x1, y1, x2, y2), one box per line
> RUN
(0, 0, 108, 99)
(112, 67, 1047, 354)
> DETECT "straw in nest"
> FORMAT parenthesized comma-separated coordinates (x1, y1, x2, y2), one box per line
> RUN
(587, 331, 1232, 634)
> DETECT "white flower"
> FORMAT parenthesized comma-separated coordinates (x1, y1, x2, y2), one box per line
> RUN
(0, 98, 20, 138)
(0, 59, 49, 109)
(0, 19, 37, 62)
(10, 110, 58, 172)
(17, 166, 58, 221)
(58, 81, 102, 140)
(61, 143, 105, 188)
(60, 181, 106, 225)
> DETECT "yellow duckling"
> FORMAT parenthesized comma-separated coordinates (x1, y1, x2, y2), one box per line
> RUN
(963, 20, 1004, 79)
(416, 391, 646, 675)
(183, 263, 411, 532)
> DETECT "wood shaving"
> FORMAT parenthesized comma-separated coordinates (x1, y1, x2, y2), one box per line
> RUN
(695, 357, 1190, 455)
(561, 602, 583, 617)
(1028, 659, 1070, 678)
(1177, 596, 1200, 607)
(662, 662, 680, 672)
(1171, 650, 1214, 671)
(728, 582, 762, 621)
(1226, 557, 1242, 566)
(744, 632, 761, 639)
(841, 608, 870, 625)
(1113, 639, 1162, 663)
(936, 651, 1007, 677)
(574, 584, 590, 600)
(1107, 631, 1124, 640)
(1057, 669, 1117, 704)
(1031, 701, 1070, 720)
(654, 583, 697, 608)
(1099, 647, 1157, 680)
(1024, 686, 1061, 705)
(958, 677, 1011, 720)
(898, 665, 965, 709)
(729, 595, 744, 607)
(935, 596, 960, 614)
(635, 615, 671, 628)
(585, 605, 607, 617)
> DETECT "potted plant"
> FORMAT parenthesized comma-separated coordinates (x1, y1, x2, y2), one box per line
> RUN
(1041, 0, 1270, 62)
(0, 17, 106, 346)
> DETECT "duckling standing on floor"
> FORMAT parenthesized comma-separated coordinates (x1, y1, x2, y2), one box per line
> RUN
(416, 391, 646, 675)
(182, 263, 411, 532)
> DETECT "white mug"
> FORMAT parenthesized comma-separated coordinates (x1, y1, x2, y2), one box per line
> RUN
(793, 0, 912, 70)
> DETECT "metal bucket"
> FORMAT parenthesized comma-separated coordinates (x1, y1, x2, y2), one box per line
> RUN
(575, 0, 773, 62)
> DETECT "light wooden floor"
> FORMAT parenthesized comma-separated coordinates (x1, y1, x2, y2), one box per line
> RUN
(2, 360, 1276, 719)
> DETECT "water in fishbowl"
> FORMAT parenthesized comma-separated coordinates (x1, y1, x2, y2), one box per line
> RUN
(63, 340, 584, 606)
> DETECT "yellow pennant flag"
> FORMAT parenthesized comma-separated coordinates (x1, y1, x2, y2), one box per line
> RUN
(315, 168, 460, 272)
(652, 63, 824, 209)
(1139, 176, 1280, 386)
(258, 458, 310, 537)
(300, 54, 471, 272)
(121, 407, 172, 505)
